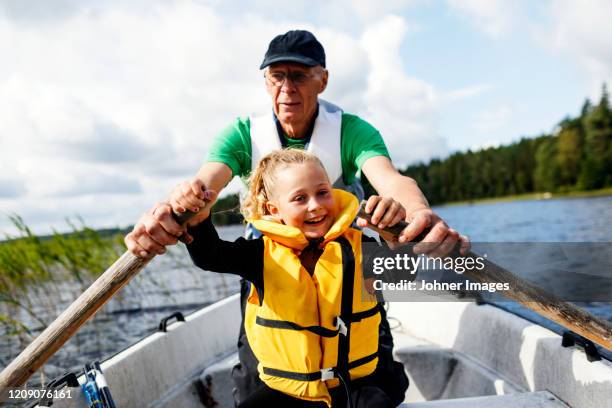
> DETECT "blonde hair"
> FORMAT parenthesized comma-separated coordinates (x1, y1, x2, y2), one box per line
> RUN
(241, 149, 328, 220)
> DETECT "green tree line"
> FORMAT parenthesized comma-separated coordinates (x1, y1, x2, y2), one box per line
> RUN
(399, 84, 612, 205)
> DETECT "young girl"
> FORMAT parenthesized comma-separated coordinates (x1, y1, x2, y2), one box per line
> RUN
(173, 149, 406, 408)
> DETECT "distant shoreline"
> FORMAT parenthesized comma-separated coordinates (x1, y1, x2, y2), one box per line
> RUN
(436, 187, 612, 208)
(2, 188, 611, 239)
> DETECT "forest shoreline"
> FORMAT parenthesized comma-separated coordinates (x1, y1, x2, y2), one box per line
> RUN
(436, 186, 612, 207)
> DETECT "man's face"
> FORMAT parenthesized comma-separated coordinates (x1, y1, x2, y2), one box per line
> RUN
(265, 62, 328, 133)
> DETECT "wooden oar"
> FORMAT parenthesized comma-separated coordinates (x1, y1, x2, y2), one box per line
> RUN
(0, 209, 201, 400)
(357, 201, 612, 351)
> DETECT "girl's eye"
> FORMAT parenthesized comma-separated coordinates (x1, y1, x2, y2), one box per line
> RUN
(317, 190, 329, 196)
(293, 195, 305, 202)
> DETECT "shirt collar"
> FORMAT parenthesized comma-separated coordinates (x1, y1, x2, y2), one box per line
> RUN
(273, 103, 320, 148)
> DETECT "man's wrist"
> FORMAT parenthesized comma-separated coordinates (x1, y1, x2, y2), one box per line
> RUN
(405, 206, 431, 220)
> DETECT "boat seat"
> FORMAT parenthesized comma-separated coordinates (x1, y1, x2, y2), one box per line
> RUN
(394, 345, 523, 401)
(198, 352, 239, 408)
(400, 391, 568, 407)
(198, 352, 569, 408)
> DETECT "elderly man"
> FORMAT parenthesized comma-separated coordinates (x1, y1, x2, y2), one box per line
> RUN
(126, 30, 467, 407)
(126, 30, 467, 257)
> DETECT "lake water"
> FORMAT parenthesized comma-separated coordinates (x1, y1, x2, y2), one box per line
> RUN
(1, 195, 611, 403)
(435, 195, 612, 242)
(435, 196, 612, 354)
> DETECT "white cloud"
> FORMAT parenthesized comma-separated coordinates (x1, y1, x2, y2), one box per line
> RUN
(0, 2, 272, 234)
(360, 15, 446, 167)
(348, 0, 423, 23)
(446, 0, 521, 37)
(0, 3, 445, 235)
(54, 173, 142, 197)
(538, 0, 612, 97)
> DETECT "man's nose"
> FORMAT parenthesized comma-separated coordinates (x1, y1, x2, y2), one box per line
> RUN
(280, 77, 297, 92)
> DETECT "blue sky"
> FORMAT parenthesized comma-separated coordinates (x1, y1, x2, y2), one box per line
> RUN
(0, 0, 611, 235)
(400, 1, 589, 152)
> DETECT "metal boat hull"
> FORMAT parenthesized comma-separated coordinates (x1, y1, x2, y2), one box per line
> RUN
(47, 295, 612, 408)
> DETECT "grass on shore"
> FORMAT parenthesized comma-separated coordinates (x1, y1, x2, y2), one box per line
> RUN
(0, 215, 124, 335)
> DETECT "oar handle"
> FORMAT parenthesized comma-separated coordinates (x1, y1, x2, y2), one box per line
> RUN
(172, 209, 197, 225)
(358, 200, 612, 350)
(172, 198, 216, 227)
(357, 200, 429, 243)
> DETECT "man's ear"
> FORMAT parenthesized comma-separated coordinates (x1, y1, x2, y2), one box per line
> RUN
(318, 69, 328, 93)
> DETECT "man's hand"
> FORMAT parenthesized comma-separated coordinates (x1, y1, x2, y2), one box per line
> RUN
(125, 202, 185, 259)
(125, 180, 218, 260)
(403, 208, 471, 257)
(361, 156, 470, 257)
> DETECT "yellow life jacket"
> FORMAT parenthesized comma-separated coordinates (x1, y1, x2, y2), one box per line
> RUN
(245, 189, 380, 407)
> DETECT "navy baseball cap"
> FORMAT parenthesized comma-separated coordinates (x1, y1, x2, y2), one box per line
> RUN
(260, 30, 326, 69)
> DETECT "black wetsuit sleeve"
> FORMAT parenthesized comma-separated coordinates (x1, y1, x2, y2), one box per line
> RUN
(361, 234, 381, 280)
(186, 217, 264, 294)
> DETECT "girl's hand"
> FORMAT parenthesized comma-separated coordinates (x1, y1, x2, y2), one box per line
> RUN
(356, 196, 407, 244)
(169, 178, 218, 228)
(356, 199, 471, 255)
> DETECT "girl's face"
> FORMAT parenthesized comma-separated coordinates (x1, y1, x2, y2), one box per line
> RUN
(265, 162, 335, 239)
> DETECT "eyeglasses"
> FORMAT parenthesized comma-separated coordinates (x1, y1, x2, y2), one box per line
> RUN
(264, 71, 316, 87)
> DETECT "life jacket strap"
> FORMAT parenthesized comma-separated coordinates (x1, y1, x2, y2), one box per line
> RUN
(261, 351, 378, 382)
(255, 316, 339, 338)
(336, 237, 355, 386)
(262, 366, 327, 382)
(339, 304, 380, 324)
(256, 305, 379, 338)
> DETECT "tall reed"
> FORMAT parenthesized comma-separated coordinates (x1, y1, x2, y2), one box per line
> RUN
(0, 215, 124, 335)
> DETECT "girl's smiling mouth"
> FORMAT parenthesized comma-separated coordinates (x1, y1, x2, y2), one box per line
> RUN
(304, 215, 326, 225)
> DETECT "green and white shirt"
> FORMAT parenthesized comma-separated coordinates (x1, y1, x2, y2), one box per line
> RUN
(206, 101, 390, 185)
